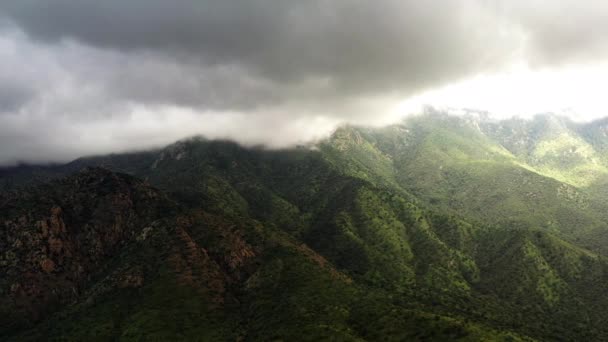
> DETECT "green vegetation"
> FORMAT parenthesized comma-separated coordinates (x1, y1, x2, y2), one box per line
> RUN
(5, 112, 608, 340)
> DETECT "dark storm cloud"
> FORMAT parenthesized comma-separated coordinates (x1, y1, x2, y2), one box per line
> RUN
(499, 1, 608, 66)
(0, 1, 607, 164)
(0, 0, 513, 97)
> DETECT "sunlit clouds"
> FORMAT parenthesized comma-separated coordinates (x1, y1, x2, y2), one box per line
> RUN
(1, 1, 608, 164)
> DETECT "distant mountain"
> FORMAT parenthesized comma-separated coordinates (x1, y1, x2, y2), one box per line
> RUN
(4, 112, 608, 340)
(332, 113, 608, 253)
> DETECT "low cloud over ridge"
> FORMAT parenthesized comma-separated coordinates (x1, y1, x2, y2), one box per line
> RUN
(0, 1, 607, 164)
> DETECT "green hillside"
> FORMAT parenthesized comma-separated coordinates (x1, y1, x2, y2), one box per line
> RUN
(331, 113, 608, 254)
(4, 112, 608, 340)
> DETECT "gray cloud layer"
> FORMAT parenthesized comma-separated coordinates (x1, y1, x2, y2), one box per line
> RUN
(1, 1, 507, 89)
(0, 1, 606, 164)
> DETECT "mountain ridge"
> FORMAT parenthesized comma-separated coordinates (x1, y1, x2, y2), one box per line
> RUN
(4, 112, 608, 340)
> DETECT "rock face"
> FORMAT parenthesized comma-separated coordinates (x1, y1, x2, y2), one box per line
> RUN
(0, 168, 172, 329)
(0, 167, 349, 341)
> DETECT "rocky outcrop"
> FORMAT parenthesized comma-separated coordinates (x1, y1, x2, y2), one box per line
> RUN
(0, 166, 355, 340)
(0, 168, 172, 327)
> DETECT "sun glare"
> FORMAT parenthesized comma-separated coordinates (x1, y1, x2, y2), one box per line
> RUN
(398, 63, 608, 121)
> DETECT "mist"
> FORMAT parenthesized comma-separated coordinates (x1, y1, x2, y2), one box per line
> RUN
(1, 1, 608, 164)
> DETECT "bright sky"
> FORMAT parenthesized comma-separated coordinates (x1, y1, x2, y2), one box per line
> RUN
(398, 63, 608, 122)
